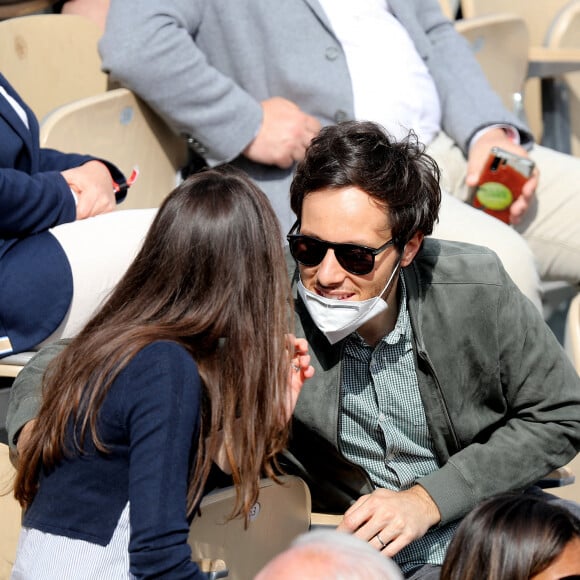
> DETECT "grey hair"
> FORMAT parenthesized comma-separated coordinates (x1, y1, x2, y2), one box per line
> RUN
(287, 529, 404, 579)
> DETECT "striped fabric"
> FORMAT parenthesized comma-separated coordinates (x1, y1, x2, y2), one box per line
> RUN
(339, 274, 458, 574)
(11, 502, 134, 579)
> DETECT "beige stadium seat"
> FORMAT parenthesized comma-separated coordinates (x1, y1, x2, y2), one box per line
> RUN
(0, 443, 20, 580)
(0, 352, 34, 380)
(189, 475, 311, 579)
(546, 1, 580, 158)
(0, 13, 107, 121)
(40, 88, 188, 210)
(1, 353, 32, 447)
(564, 293, 580, 374)
(460, 0, 571, 44)
(460, 0, 574, 141)
(455, 13, 529, 117)
(438, 0, 458, 20)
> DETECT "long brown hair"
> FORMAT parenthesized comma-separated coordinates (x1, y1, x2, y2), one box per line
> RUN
(14, 166, 293, 521)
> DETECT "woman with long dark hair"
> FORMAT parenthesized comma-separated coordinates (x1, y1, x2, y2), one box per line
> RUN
(441, 492, 580, 580)
(11, 166, 313, 578)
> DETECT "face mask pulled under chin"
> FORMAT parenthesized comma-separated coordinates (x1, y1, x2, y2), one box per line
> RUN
(296, 260, 401, 345)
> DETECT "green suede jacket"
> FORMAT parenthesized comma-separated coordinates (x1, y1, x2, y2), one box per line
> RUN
(283, 238, 580, 524)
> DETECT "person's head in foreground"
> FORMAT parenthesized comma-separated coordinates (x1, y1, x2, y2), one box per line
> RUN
(288, 120, 441, 345)
(441, 492, 580, 580)
(255, 529, 404, 579)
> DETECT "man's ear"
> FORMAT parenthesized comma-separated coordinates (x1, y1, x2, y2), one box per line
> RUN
(400, 232, 423, 267)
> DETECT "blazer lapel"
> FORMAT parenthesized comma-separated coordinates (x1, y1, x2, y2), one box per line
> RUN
(0, 75, 37, 160)
(300, 0, 337, 38)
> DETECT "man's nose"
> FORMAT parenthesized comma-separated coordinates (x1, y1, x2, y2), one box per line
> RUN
(316, 249, 347, 286)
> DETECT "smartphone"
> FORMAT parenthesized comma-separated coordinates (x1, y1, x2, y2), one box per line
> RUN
(471, 147, 535, 224)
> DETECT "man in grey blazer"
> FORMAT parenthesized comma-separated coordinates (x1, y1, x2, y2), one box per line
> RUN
(99, 1, 579, 308)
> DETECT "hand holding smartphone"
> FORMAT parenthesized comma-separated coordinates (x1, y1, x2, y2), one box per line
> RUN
(471, 147, 535, 224)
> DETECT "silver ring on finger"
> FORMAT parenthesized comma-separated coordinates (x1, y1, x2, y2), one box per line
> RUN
(375, 532, 387, 550)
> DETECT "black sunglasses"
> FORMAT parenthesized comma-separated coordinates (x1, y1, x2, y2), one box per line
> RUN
(287, 222, 394, 275)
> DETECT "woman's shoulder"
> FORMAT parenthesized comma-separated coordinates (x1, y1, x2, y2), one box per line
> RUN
(135, 340, 195, 363)
(119, 340, 201, 395)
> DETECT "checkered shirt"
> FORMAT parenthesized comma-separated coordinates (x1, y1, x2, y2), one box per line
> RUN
(339, 274, 458, 573)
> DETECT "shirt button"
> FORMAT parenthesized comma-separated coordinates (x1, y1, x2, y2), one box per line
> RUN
(334, 109, 348, 123)
(325, 46, 339, 60)
(378, 413, 386, 423)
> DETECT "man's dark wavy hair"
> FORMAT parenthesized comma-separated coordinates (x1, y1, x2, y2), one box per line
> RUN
(290, 121, 441, 250)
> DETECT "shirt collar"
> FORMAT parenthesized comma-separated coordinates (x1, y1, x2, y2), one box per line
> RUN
(349, 271, 410, 349)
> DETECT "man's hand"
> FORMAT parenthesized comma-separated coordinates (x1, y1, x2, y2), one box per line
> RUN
(61, 160, 116, 220)
(243, 97, 321, 168)
(337, 485, 441, 557)
(466, 128, 539, 225)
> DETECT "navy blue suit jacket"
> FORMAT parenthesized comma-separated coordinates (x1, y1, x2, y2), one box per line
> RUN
(0, 74, 124, 357)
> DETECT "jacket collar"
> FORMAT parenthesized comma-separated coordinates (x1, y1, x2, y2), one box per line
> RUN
(0, 74, 35, 151)
(301, 0, 337, 39)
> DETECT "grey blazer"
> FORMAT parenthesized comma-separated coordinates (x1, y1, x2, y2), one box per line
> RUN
(101, 0, 530, 232)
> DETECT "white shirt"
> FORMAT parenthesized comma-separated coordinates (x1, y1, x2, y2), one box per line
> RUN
(318, 0, 442, 144)
(12, 503, 133, 580)
(0, 85, 29, 129)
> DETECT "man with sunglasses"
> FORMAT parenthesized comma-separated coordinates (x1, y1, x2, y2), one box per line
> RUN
(284, 121, 580, 579)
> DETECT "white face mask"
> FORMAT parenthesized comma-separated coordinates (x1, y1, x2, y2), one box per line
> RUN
(297, 259, 401, 345)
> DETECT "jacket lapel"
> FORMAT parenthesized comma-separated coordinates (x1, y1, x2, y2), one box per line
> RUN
(300, 0, 337, 38)
(0, 74, 36, 155)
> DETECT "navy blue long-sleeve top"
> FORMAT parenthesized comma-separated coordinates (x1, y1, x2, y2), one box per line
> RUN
(22, 341, 206, 578)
